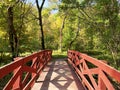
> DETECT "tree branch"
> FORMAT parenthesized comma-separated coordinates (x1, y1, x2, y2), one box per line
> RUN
(40, 0, 46, 10)
(36, 0, 40, 10)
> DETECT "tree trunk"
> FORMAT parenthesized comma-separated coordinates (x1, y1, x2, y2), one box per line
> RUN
(59, 15, 67, 52)
(36, 0, 45, 50)
(8, 6, 18, 60)
(39, 11, 45, 50)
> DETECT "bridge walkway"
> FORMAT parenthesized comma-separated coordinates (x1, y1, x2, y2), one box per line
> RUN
(32, 58, 85, 90)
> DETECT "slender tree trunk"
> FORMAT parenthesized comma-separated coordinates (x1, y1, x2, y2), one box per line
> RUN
(59, 15, 67, 52)
(39, 12, 45, 50)
(68, 20, 80, 49)
(8, 6, 18, 60)
(36, 0, 45, 50)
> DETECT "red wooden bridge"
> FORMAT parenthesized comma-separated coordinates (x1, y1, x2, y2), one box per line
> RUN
(0, 50, 120, 90)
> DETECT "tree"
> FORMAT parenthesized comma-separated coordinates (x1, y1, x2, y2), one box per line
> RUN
(95, 0, 120, 68)
(59, 13, 67, 52)
(59, 0, 120, 69)
(35, 0, 46, 50)
(7, 6, 19, 59)
(0, 0, 21, 59)
(0, 0, 35, 59)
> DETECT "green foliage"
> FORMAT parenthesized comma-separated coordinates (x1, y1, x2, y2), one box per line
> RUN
(0, 73, 13, 90)
(59, 0, 120, 69)
(0, 0, 120, 70)
(52, 50, 67, 59)
(0, 0, 120, 89)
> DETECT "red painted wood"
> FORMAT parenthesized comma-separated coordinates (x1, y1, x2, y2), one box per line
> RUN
(22, 72, 31, 87)
(68, 59, 94, 90)
(23, 74, 37, 90)
(98, 75, 106, 90)
(0, 59, 23, 78)
(13, 58, 23, 90)
(82, 53, 120, 82)
(68, 50, 120, 90)
(23, 66, 37, 73)
(4, 67, 22, 90)
(0, 50, 52, 90)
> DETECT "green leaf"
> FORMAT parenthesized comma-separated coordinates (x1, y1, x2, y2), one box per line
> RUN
(0, 4, 2, 8)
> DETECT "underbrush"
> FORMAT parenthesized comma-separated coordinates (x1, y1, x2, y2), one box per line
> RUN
(0, 55, 12, 67)
(81, 50, 115, 68)
(52, 50, 67, 59)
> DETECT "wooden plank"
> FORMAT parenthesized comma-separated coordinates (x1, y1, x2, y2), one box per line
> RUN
(99, 71, 115, 90)
(23, 66, 37, 73)
(32, 59, 85, 90)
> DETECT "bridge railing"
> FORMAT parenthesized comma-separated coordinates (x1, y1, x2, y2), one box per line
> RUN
(68, 50, 120, 90)
(0, 50, 52, 90)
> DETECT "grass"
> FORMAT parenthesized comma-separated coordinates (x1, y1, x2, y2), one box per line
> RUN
(52, 50, 67, 59)
(0, 55, 12, 67)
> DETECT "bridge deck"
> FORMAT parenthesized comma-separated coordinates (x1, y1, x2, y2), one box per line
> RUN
(31, 58, 84, 90)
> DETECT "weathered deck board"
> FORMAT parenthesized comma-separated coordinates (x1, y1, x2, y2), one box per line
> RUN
(31, 58, 84, 90)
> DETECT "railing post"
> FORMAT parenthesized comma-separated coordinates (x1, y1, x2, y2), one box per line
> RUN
(98, 76, 106, 90)
(50, 51, 52, 61)
(31, 57, 37, 88)
(13, 57, 23, 89)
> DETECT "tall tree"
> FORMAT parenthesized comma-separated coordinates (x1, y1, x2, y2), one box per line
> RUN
(7, 6, 18, 59)
(5, 0, 21, 59)
(0, 0, 33, 59)
(35, 0, 45, 50)
(59, 14, 67, 52)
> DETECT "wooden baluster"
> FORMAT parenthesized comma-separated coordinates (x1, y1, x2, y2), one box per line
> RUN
(98, 76, 106, 90)
(31, 57, 37, 88)
(13, 57, 23, 90)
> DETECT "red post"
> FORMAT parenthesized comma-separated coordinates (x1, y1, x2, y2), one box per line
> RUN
(98, 76, 106, 90)
(31, 58, 37, 88)
(13, 57, 23, 89)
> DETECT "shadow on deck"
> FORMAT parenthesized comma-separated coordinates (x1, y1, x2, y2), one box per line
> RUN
(32, 58, 84, 90)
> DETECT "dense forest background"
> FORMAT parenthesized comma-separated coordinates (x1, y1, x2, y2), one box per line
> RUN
(0, 0, 120, 70)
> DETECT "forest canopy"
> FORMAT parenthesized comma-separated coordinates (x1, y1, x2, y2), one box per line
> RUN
(0, 0, 120, 69)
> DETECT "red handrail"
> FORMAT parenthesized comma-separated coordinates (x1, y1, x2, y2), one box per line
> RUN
(67, 50, 120, 90)
(0, 50, 52, 90)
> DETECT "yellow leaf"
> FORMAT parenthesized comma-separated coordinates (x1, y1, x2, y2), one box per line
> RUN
(9, 0, 12, 2)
